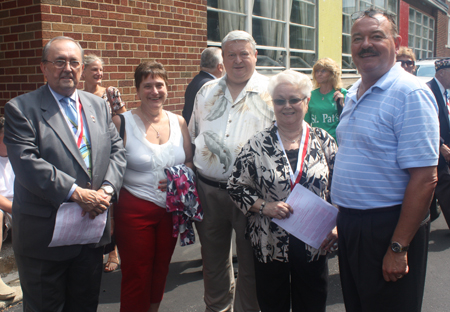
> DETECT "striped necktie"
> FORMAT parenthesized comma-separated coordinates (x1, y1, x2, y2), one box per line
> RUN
(60, 97, 92, 177)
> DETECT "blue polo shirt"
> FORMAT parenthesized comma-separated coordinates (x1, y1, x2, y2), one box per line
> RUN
(330, 63, 439, 209)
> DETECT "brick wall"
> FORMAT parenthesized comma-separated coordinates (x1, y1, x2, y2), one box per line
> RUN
(0, 0, 208, 114)
(435, 1, 450, 57)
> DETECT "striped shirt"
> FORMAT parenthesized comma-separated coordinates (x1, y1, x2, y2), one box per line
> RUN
(330, 63, 439, 209)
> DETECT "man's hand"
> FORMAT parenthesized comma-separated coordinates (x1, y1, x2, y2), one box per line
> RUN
(382, 248, 409, 282)
(440, 144, 450, 162)
(70, 187, 110, 219)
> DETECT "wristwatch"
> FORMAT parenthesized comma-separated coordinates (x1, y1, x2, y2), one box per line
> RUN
(390, 241, 409, 253)
(100, 185, 115, 197)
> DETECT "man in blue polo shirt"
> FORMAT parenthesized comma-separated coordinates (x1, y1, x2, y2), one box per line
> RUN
(331, 8, 439, 312)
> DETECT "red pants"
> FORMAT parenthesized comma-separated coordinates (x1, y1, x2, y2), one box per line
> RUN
(115, 188, 177, 312)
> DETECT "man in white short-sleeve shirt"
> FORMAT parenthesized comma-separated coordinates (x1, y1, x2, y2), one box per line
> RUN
(189, 30, 274, 312)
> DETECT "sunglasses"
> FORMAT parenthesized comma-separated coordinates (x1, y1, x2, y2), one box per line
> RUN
(397, 60, 414, 67)
(351, 9, 396, 24)
(273, 97, 307, 106)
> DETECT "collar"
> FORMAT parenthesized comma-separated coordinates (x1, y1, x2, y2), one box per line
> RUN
(202, 70, 216, 79)
(434, 77, 447, 99)
(222, 70, 265, 94)
(347, 63, 401, 104)
(48, 85, 78, 104)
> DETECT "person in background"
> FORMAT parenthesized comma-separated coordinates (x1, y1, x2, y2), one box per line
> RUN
(4, 36, 126, 312)
(0, 117, 16, 301)
(189, 30, 274, 312)
(83, 54, 127, 116)
(183, 47, 225, 125)
(228, 70, 337, 312)
(112, 61, 193, 312)
(83, 53, 124, 273)
(426, 59, 450, 227)
(396, 47, 416, 74)
(305, 58, 346, 141)
(331, 9, 439, 312)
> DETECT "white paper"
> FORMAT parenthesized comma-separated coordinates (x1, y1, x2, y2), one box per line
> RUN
(273, 184, 338, 249)
(48, 202, 107, 247)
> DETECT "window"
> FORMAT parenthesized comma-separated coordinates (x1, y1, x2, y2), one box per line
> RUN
(342, 0, 397, 72)
(207, 0, 317, 73)
(408, 7, 434, 60)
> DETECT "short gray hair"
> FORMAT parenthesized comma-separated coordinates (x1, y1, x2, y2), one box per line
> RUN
(200, 47, 223, 69)
(42, 36, 84, 63)
(222, 30, 257, 53)
(268, 70, 312, 99)
(84, 54, 104, 67)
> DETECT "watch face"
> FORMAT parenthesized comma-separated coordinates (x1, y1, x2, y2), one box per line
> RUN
(391, 242, 402, 253)
(102, 185, 114, 195)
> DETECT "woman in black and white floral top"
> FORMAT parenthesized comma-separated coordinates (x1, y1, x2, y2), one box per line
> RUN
(228, 70, 338, 312)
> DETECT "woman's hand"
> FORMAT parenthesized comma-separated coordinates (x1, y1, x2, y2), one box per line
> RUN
(263, 201, 294, 220)
(158, 179, 168, 192)
(320, 226, 338, 252)
(333, 91, 344, 107)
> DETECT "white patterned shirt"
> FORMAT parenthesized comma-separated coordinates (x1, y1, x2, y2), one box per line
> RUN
(189, 71, 274, 182)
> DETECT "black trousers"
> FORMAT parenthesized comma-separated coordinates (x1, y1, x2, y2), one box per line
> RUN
(253, 235, 328, 312)
(15, 245, 104, 312)
(337, 206, 429, 312)
(435, 168, 450, 227)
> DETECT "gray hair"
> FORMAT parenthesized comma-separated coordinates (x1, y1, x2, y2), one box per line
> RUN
(268, 70, 312, 99)
(84, 54, 104, 67)
(200, 47, 223, 69)
(42, 36, 84, 63)
(222, 30, 257, 53)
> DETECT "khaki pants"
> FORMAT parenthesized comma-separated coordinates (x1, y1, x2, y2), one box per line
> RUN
(196, 178, 259, 312)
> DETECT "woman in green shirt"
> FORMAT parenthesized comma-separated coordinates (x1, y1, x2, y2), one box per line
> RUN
(305, 58, 346, 141)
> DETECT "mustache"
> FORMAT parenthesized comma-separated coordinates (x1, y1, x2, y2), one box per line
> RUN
(358, 48, 380, 57)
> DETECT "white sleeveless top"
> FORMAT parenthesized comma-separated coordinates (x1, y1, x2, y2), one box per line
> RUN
(0, 156, 14, 202)
(122, 110, 185, 207)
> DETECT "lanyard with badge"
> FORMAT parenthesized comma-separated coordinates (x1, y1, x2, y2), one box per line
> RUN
(276, 121, 310, 190)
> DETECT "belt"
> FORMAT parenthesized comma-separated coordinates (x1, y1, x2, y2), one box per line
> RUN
(197, 173, 228, 190)
(339, 205, 430, 226)
(338, 205, 402, 215)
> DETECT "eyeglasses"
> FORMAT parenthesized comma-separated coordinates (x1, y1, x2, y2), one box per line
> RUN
(351, 9, 396, 23)
(43, 59, 82, 69)
(273, 97, 307, 106)
(397, 60, 414, 67)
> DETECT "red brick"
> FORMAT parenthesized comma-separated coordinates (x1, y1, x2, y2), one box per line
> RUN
(100, 19, 116, 27)
(52, 6, 71, 15)
(41, 13, 61, 22)
(92, 26, 109, 34)
(4, 34, 18, 42)
(91, 10, 107, 18)
(82, 1, 99, 10)
(72, 8, 91, 17)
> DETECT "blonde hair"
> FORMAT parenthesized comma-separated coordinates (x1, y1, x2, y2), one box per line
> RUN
(84, 54, 104, 67)
(397, 47, 416, 63)
(312, 58, 343, 90)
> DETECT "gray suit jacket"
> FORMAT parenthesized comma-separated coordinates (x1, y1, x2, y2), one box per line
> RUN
(4, 85, 127, 261)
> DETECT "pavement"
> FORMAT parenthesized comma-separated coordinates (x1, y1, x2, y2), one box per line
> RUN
(2, 215, 450, 311)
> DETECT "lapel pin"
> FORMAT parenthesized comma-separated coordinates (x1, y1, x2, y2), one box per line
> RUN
(91, 115, 96, 123)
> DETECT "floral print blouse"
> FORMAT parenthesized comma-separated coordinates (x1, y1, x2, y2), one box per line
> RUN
(102, 86, 125, 115)
(227, 123, 337, 263)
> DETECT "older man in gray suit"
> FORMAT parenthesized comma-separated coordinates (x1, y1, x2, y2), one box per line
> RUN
(4, 36, 126, 312)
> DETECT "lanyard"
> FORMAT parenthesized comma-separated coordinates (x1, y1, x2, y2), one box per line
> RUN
(276, 121, 310, 190)
(74, 99, 84, 148)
